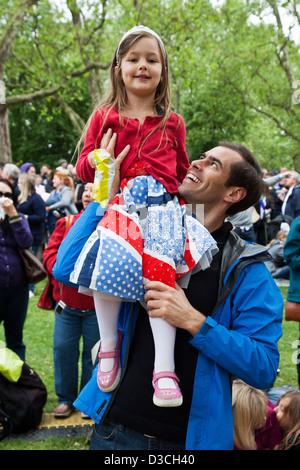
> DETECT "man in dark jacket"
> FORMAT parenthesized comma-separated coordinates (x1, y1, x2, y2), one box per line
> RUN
(281, 171, 300, 220)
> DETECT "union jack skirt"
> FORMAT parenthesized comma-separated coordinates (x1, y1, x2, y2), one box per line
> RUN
(70, 175, 218, 301)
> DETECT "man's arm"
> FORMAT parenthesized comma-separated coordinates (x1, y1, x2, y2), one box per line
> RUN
(145, 262, 283, 389)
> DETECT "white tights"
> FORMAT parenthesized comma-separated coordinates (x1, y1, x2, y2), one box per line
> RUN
(93, 291, 177, 388)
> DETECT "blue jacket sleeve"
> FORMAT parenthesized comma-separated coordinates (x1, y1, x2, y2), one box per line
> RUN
(190, 262, 283, 389)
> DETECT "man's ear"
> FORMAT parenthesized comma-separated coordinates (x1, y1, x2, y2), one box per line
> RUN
(224, 187, 247, 204)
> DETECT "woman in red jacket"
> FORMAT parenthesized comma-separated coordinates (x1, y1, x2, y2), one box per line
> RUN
(43, 183, 99, 418)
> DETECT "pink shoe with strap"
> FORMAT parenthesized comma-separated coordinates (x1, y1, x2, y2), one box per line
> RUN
(152, 370, 183, 407)
(97, 330, 123, 392)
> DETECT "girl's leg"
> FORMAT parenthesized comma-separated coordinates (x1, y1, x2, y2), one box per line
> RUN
(149, 316, 177, 389)
(93, 291, 121, 372)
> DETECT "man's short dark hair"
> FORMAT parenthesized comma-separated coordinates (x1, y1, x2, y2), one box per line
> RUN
(219, 141, 264, 216)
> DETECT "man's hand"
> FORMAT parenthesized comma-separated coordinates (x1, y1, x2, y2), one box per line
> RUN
(144, 281, 206, 336)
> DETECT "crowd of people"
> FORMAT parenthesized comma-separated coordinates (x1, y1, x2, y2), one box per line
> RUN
(228, 166, 300, 281)
(0, 158, 94, 415)
(1, 24, 300, 451)
(1, 127, 300, 452)
(0, 159, 82, 268)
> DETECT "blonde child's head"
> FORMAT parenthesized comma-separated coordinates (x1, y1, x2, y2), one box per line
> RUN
(232, 379, 268, 450)
(275, 390, 300, 450)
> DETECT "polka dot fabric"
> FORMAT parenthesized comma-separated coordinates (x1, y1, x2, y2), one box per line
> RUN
(70, 175, 217, 301)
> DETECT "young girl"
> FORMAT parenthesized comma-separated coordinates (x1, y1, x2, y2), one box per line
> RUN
(275, 390, 300, 450)
(232, 380, 282, 450)
(69, 25, 217, 407)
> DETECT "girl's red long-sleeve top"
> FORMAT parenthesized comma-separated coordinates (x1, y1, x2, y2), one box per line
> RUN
(76, 107, 190, 194)
(43, 212, 94, 310)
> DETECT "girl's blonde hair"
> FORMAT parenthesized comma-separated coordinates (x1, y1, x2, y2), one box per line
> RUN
(18, 173, 35, 204)
(54, 171, 76, 200)
(232, 380, 268, 450)
(276, 390, 300, 450)
(76, 28, 173, 157)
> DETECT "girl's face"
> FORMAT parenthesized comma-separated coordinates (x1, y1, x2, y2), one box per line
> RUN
(275, 397, 291, 431)
(119, 36, 163, 100)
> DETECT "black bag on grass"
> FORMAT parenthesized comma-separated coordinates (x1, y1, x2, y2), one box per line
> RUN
(0, 405, 12, 441)
(0, 362, 47, 437)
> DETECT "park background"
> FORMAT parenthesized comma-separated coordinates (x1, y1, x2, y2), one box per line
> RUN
(0, 0, 299, 171)
(0, 0, 299, 450)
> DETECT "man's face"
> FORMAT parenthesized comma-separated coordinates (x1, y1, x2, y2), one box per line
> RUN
(178, 146, 244, 209)
(282, 173, 297, 189)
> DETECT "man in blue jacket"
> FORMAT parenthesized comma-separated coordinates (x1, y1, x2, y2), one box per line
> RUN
(74, 142, 283, 450)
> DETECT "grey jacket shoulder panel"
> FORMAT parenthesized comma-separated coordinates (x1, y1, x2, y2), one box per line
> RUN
(213, 230, 272, 316)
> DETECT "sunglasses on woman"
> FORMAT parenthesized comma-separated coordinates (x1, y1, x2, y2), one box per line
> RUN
(0, 191, 13, 199)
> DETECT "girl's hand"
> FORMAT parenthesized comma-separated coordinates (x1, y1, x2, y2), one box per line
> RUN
(100, 128, 130, 170)
(87, 128, 130, 171)
(88, 151, 96, 169)
(88, 128, 130, 202)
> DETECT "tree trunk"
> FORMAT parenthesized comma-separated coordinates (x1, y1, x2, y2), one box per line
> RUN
(0, 0, 38, 162)
(52, 95, 85, 135)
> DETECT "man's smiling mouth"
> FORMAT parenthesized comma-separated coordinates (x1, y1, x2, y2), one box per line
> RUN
(186, 173, 201, 184)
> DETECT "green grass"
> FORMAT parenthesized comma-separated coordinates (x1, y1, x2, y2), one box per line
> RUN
(0, 282, 299, 450)
(0, 436, 88, 451)
(273, 286, 299, 388)
(0, 280, 88, 450)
